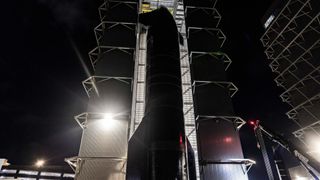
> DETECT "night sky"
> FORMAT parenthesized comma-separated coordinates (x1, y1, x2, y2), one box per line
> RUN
(0, 0, 299, 179)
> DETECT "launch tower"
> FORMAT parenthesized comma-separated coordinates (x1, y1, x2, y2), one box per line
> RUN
(66, 0, 254, 179)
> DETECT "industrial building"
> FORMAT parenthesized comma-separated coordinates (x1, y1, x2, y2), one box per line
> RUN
(65, 0, 254, 179)
(261, 0, 320, 178)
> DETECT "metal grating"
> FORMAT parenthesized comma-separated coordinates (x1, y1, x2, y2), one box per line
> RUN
(130, 22, 147, 135)
(176, 0, 200, 178)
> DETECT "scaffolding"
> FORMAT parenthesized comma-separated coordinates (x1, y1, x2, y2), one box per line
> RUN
(261, 0, 320, 161)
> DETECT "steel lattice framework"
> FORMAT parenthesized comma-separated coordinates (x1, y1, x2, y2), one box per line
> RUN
(180, 0, 250, 179)
(261, 0, 320, 161)
(67, 0, 252, 179)
(66, 0, 138, 179)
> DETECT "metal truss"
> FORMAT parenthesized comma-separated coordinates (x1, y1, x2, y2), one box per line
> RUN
(286, 92, 320, 121)
(279, 69, 320, 105)
(82, 76, 132, 98)
(260, 0, 291, 46)
(281, 89, 320, 110)
(192, 80, 238, 97)
(260, 0, 320, 151)
(70, 0, 137, 178)
(74, 112, 89, 129)
(65, 156, 127, 174)
(261, 0, 313, 47)
(185, 6, 221, 27)
(65, 157, 79, 173)
(98, 0, 138, 22)
(74, 112, 130, 129)
(88, 46, 134, 70)
(175, 0, 184, 29)
(265, 12, 319, 63)
(190, 51, 232, 71)
(70, 111, 130, 176)
(268, 25, 320, 74)
(195, 115, 246, 130)
(239, 159, 256, 174)
(180, 36, 200, 180)
(180, 4, 244, 177)
(274, 39, 320, 85)
(81, 157, 127, 176)
(187, 27, 226, 48)
(174, 2, 200, 178)
(293, 121, 320, 147)
(94, 21, 136, 46)
(199, 158, 255, 175)
(130, 22, 147, 134)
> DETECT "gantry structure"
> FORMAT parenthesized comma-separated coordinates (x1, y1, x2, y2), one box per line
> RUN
(66, 0, 138, 179)
(261, 0, 320, 162)
(66, 0, 253, 179)
(177, 0, 252, 179)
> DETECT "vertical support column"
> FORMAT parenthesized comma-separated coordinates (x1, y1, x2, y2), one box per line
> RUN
(175, 0, 200, 179)
(67, 0, 139, 179)
(255, 128, 275, 180)
(130, 22, 147, 136)
(183, 0, 248, 179)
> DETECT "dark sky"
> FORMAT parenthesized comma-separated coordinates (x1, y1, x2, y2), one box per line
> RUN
(0, 0, 298, 179)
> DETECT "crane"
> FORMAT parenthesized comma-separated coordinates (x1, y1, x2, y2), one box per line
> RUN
(248, 120, 320, 180)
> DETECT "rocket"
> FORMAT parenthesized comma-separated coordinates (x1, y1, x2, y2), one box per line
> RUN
(126, 7, 188, 180)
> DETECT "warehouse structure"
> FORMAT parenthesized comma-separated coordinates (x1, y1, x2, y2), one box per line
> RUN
(66, 0, 254, 179)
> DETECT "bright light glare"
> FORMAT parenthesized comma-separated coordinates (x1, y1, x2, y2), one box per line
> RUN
(311, 140, 320, 151)
(264, 14, 275, 28)
(307, 135, 320, 161)
(97, 113, 117, 130)
(223, 137, 233, 143)
(35, 159, 45, 168)
(307, 136, 320, 152)
(103, 113, 114, 121)
(295, 175, 308, 180)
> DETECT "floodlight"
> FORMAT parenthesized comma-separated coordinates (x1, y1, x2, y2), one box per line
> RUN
(295, 175, 308, 180)
(35, 159, 45, 168)
(97, 113, 117, 130)
(103, 113, 114, 121)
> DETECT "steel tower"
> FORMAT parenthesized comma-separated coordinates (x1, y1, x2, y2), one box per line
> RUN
(261, 0, 320, 163)
(66, 0, 253, 179)
(66, 0, 138, 179)
(178, 0, 252, 179)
